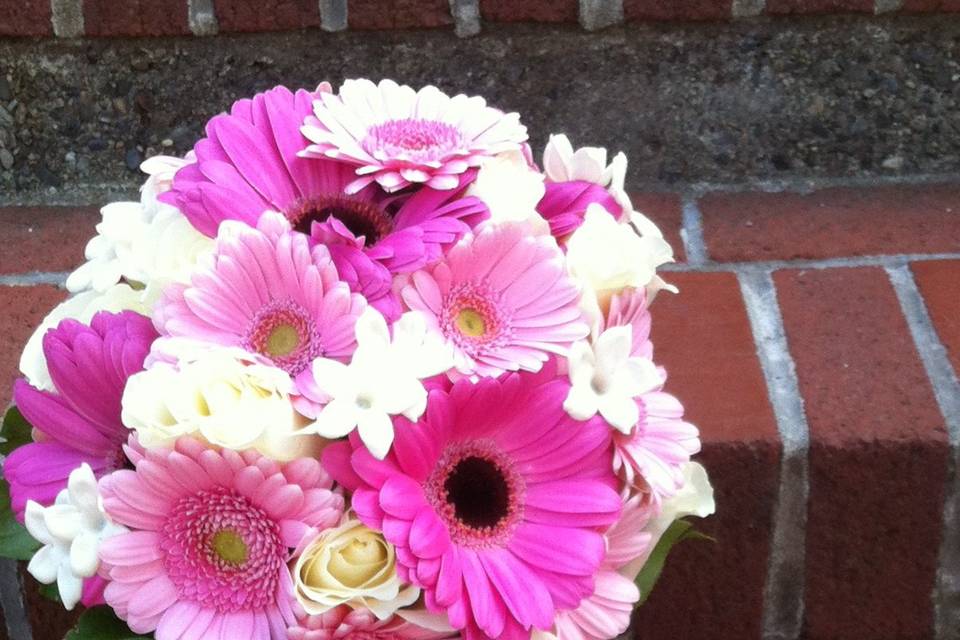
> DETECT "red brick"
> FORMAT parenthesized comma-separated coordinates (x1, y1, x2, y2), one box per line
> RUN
(912, 260, 960, 375)
(0, 207, 99, 276)
(213, 0, 320, 32)
(83, 0, 189, 35)
(765, 0, 873, 13)
(0, 286, 66, 409)
(479, 0, 577, 23)
(700, 185, 960, 262)
(638, 272, 780, 639)
(624, 0, 732, 20)
(349, 0, 452, 30)
(631, 192, 686, 262)
(775, 267, 949, 639)
(0, 0, 52, 36)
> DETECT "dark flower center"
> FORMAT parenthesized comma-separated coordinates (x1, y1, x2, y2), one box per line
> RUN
(286, 195, 393, 245)
(443, 455, 511, 530)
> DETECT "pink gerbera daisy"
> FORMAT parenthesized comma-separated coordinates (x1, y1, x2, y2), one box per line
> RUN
(159, 85, 488, 316)
(288, 604, 456, 640)
(99, 437, 344, 639)
(153, 211, 366, 399)
(601, 287, 653, 359)
(322, 372, 622, 640)
(300, 79, 528, 193)
(401, 224, 589, 377)
(613, 391, 701, 500)
(549, 496, 651, 640)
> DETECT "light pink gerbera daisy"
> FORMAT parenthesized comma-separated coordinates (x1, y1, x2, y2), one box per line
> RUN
(300, 79, 528, 193)
(549, 496, 652, 640)
(401, 224, 589, 377)
(159, 85, 488, 317)
(601, 287, 653, 359)
(288, 604, 456, 640)
(153, 211, 366, 399)
(613, 391, 701, 500)
(99, 437, 344, 639)
(322, 372, 622, 640)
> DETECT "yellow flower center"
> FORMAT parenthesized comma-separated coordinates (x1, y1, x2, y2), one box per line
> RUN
(455, 308, 486, 338)
(265, 324, 300, 357)
(211, 529, 248, 566)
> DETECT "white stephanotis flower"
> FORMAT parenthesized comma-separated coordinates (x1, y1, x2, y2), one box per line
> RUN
(305, 307, 453, 459)
(20, 284, 149, 392)
(467, 150, 550, 233)
(24, 464, 127, 610)
(122, 347, 320, 461)
(566, 204, 675, 317)
(564, 325, 663, 433)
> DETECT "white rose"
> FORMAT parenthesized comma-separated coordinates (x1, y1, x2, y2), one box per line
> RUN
(293, 517, 419, 619)
(20, 284, 149, 392)
(622, 462, 715, 579)
(121, 347, 319, 461)
(566, 204, 675, 315)
(467, 150, 549, 233)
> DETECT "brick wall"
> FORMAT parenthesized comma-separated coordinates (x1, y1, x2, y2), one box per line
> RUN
(2, 0, 960, 37)
(0, 181, 958, 639)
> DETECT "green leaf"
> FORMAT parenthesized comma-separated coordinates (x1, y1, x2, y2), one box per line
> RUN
(0, 478, 39, 561)
(38, 581, 60, 603)
(0, 406, 33, 456)
(634, 519, 714, 605)
(65, 607, 152, 640)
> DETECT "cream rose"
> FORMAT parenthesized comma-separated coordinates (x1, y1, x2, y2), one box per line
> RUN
(121, 347, 320, 461)
(294, 517, 419, 618)
(566, 204, 675, 317)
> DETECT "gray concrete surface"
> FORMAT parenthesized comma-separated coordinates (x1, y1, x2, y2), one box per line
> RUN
(0, 15, 959, 203)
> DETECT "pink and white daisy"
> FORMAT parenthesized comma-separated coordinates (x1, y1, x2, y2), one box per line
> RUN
(288, 604, 456, 640)
(159, 85, 488, 316)
(542, 496, 652, 640)
(300, 79, 528, 193)
(613, 391, 702, 501)
(98, 437, 344, 639)
(153, 211, 366, 399)
(401, 224, 589, 377)
(322, 372, 622, 640)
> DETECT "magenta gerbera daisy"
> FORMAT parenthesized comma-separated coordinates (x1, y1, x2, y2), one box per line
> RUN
(401, 223, 589, 377)
(158, 85, 489, 315)
(4, 311, 156, 521)
(322, 372, 622, 640)
(153, 211, 366, 399)
(98, 437, 344, 639)
(300, 79, 529, 193)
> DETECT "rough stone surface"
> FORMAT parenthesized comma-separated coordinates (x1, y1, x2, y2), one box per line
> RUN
(2, 18, 960, 200)
(699, 184, 960, 262)
(349, 0, 453, 29)
(0, 207, 99, 275)
(775, 267, 950, 640)
(0, 0, 52, 37)
(639, 272, 780, 639)
(213, 0, 320, 31)
(625, 0, 733, 21)
(901, 0, 960, 11)
(912, 260, 960, 374)
(480, 0, 578, 22)
(82, 0, 190, 36)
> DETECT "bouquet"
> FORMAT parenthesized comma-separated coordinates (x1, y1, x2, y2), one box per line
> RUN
(0, 79, 714, 640)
